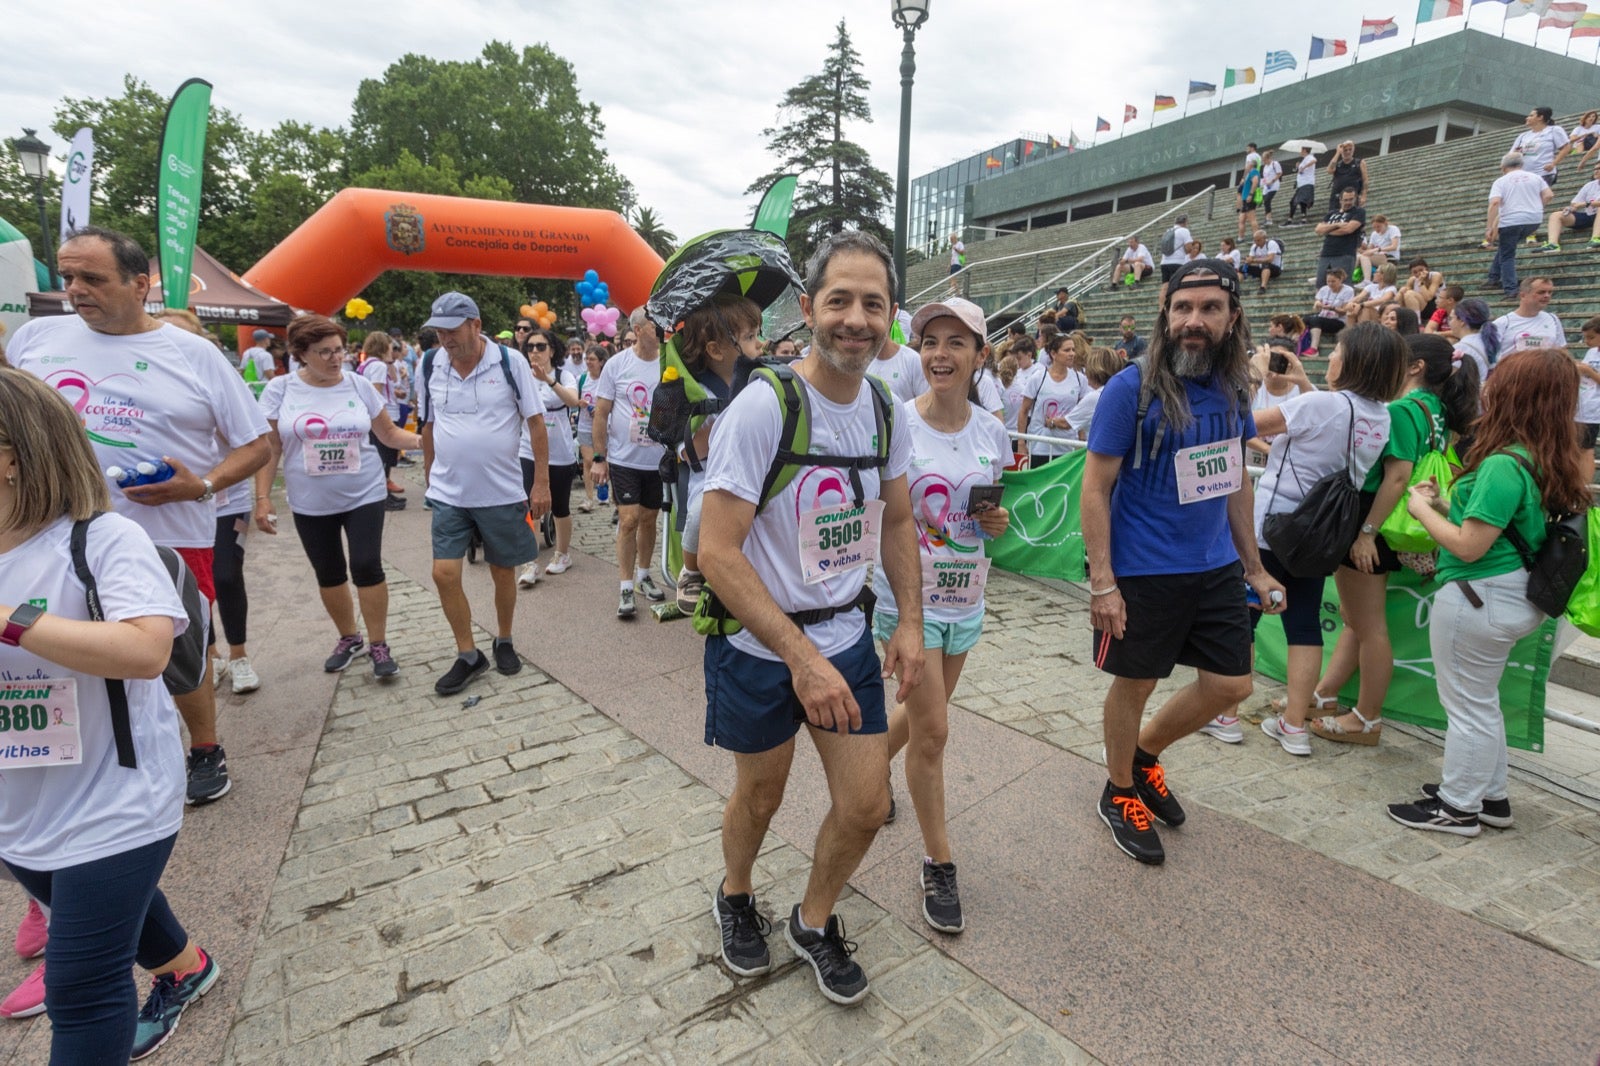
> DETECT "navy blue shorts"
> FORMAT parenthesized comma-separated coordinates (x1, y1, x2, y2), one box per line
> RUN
(703, 625, 886, 753)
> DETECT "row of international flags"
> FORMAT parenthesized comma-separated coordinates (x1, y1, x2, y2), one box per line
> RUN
(978, 1, 1600, 167)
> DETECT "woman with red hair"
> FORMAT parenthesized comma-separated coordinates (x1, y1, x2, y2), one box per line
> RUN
(1387, 349, 1591, 836)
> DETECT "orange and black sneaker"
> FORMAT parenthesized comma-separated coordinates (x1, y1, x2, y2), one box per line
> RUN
(1098, 782, 1165, 865)
(1133, 758, 1186, 827)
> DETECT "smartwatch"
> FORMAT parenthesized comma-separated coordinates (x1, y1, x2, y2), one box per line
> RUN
(592, 454, 606, 463)
(1, 604, 45, 647)
(198, 478, 215, 503)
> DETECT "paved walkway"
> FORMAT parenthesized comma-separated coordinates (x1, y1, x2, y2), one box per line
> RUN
(3, 472, 1598, 1063)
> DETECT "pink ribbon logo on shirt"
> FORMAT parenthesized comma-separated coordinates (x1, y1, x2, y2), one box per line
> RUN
(911, 472, 984, 554)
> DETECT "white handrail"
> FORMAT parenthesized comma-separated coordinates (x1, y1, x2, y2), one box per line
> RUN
(906, 238, 1115, 306)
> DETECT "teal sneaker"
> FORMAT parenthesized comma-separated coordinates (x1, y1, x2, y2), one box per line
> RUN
(131, 950, 219, 1060)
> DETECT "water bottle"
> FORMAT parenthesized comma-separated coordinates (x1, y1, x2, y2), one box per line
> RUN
(597, 482, 610, 503)
(134, 460, 175, 485)
(1245, 584, 1284, 610)
(106, 465, 138, 489)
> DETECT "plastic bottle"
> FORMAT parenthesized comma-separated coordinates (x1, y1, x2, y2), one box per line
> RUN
(597, 482, 610, 503)
(106, 465, 137, 489)
(134, 460, 175, 485)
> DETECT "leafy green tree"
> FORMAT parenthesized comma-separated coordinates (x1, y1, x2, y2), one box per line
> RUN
(348, 42, 627, 211)
(632, 206, 677, 258)
(746, 19, 894, 266)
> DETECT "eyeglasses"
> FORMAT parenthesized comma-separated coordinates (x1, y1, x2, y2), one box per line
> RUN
(306, 344, 344, 359)
(527, 342, 550, 351)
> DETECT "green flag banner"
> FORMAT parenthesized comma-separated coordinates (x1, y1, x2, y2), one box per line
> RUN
(989, 451, 1087, 583)
(751, 175, 798, 238)
(1253, 568, 1555, 752)
(156, 78, 212, 311)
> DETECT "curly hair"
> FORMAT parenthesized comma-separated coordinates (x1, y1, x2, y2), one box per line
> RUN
(1463, 348, 1591, 514)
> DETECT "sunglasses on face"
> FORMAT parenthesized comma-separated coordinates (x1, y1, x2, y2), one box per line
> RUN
(515, 325, 534, 333)
(527, 342, 550, 351)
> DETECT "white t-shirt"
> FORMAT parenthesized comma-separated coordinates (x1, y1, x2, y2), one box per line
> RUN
(1571, 123, 1600, 148)
(1254, 390, 1391, 541)
(1363, 225, 1401, 257)
(1025, 367, 1089, 455)
(873, 401, 1010, 623)
(1296, 154, 1317, 187)
(596, 348, 665, 471)
(1262, 160, 1283, 193)
(702, 372, 912, 661)
(1000, 376, 1027, 433)
(1512, 125, 1569, 174)
(1493, 310, 1566, 354)
(1578, 348, 1600, 424)
(521, 369, 578, 468)
(260, 371, 388, 516)
(1454, 333, 1492, 380)
(1252, 381, 1303, 414)
(0, 513, 187, 869)
(1490, 169, 1550, 227)
(870, 345, 928, 405)
(1160, 226, 1193, 266)
(359, 358, 400, 422)
(10, 317, 269, 549)
(976, 370, 1004, 415)
(1247, 240, 1283, 268)
(1313, 285, 1356, 322)
(950, 240, 965, 267)
(1360, 282, 1398, 306)
(417, 338, 540, 508)
(1120, 244, 1154, 269)
(1570, 179, 1600, 213)
(1219, 249, 1242, 271)
(1066, 386, 1103, 438)
(576, 370, 600, 436)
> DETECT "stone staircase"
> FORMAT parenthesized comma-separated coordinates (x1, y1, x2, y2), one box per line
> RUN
(906, 113, 1598, 358)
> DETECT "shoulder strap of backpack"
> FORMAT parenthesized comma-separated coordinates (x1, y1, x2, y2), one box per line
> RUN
(1496, 449, 1543, 571)
(1410, 396, 1444, 453)
(495, 343, 522, 402)
(756, 365, 807, 514)
(1130, 355, 1163, 470)
(69, 514, 136, 769)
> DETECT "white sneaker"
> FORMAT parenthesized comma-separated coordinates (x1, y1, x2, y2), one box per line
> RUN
(1261, 715, 1311, 756)
(1198, 715, 1244, 744)
(229, 657, 261, 694)
(211, 656, 229, 682)
(544, 553, 572, 575)
(517, 563, 541, 588)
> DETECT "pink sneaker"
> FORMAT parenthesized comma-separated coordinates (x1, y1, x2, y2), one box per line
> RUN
(0, 963, 44, 1019)
(14, 900, 45, 959)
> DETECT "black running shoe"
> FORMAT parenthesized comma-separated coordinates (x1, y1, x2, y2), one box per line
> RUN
(921, 860, 964, 934)
(435, 651, 488, 696)
(785, 906, 868, 1005)
(1098, 783, 1164, 865)
(713, 884, 772, 977)
(1388, 795, 1480, 837)
(1421, 783, 1512, 828)
(492, 639, 522, 676)
(186, 746, 231, 806)
(1133, 758, 1186, 827)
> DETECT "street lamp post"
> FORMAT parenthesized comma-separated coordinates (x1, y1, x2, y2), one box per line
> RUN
(890, 0, 930, 306)
(11, 128, 56, 289)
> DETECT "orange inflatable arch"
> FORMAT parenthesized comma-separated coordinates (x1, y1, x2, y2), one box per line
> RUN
(243, 188, 664, 321)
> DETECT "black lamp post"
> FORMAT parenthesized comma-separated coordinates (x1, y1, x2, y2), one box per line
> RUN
(11, 129, 56, 289)
(890, 0, 930, 305)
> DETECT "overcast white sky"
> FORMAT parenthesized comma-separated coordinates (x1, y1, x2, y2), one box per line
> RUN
(0, 0, 1582, 242)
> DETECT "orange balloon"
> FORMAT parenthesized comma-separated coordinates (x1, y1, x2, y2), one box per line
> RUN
(519, 304, 537, 318)
(533, 301, 549, 316)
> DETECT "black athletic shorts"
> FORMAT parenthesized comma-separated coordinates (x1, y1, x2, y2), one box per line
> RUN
(610, 463, 665, 511)
(1160, 263, 1182, 283)
(1092, 562, 1252, 679)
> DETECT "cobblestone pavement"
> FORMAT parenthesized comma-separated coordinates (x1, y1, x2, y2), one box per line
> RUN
(958, 568, 1600, 970)
(220, 568, 1100, 1066)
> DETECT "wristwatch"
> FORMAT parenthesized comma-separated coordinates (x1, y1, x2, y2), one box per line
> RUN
(1360, 522, 1378, 535)
(1, 604, 44, 647)
(592, 454, 606, 463)
(198, 478, 215, 503)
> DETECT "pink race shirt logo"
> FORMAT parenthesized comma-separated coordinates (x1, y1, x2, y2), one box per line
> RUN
(45, 370, 144, 450)
(910, 471, 984, 554)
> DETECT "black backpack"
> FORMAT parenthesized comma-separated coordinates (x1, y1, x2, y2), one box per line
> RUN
(70, 514, 208, 769)
(416, 344, 523, 427)
(1500, 452, 1590, 617)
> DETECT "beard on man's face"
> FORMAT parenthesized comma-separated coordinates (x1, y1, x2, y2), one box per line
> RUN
(1169, 324, 1222, 379)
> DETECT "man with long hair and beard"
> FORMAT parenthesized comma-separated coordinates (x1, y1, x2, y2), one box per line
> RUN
(1081, 261, 1286, 865)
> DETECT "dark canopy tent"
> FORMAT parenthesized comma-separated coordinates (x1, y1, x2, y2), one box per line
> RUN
(26, 246, 296, 326)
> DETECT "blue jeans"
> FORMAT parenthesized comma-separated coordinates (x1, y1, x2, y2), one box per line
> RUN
(1489, 223, 1538, 295)
(5, 835, 188, 1065)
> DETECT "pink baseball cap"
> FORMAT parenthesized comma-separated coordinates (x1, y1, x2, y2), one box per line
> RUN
(909, 297, 987, 345)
